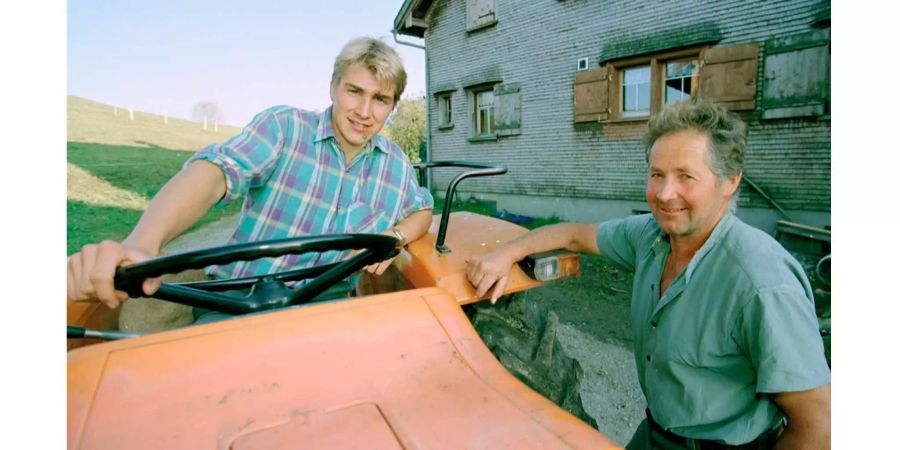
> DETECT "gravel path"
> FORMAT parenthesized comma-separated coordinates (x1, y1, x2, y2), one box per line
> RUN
(163, 214, 238, 253)
(557, 323, 645, 445)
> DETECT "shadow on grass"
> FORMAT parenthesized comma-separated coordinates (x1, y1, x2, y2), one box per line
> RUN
(67, 141, 197, 198)
(68, 141, 240, 255)
(67, 199, 238, 256)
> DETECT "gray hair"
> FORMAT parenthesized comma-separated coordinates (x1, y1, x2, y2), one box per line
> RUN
(643, 99, 747, 209)
(331, 37, 407, 105)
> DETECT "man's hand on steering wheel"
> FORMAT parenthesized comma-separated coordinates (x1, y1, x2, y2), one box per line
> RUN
(67, 241, 162, 309)
(362, 228, 404, 275)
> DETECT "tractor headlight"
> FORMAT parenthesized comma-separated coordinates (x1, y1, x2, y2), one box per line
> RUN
(519, 250, 581, 282)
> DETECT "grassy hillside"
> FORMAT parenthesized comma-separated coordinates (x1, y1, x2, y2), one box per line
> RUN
(67, 96, 243, 254)
(67, 96, 241, 150)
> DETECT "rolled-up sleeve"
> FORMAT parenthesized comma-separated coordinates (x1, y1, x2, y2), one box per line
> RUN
(398, 176, 434, 219)
(185, 107, 286, 207)
(395, 158, 434, 221)
(736, 286, 831, 393)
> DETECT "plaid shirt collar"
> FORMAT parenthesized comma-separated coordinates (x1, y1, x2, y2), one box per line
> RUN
(314, 106, 389, 156)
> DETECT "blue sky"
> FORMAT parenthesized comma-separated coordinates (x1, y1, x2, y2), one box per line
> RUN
(68, 0, 425, 126)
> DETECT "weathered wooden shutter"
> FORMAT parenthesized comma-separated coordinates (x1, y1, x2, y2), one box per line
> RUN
(494, 83, 521, 136)
(468, 0, 496, 30)
(698, 43, 759, 110)
(573, 66, 609, 122)
(761, 30, 830, 119)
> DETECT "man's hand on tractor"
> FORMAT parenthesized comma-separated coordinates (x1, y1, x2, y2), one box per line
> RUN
(466, 247, 517, 304)
(67, 241, 161, 309)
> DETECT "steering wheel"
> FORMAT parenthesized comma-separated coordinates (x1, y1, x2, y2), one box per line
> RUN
(112, 233, 399, 315)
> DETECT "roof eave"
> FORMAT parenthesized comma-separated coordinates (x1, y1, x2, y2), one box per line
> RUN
(392, 0, 432, 38)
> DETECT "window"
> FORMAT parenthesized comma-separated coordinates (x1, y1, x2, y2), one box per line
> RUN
(573, 43, 759, 124)
(611, 49, 702, 120)
(621, 65, 650, 117)
(437, 93, 453, 128)
(467, 0, 496, 31)
(664, 59, 699, 104)
(473, 88, 495, 137)
(466, 82, 521, 140)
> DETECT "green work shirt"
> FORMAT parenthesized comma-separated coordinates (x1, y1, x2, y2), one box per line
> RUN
(597, 213, 830, 445)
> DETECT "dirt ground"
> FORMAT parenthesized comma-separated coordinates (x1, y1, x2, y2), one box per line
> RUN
(530, 254, 635, 347)
(515, 255, 646, 444)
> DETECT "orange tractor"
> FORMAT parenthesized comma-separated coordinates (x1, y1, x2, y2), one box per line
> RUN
(67, 162, 620, 449)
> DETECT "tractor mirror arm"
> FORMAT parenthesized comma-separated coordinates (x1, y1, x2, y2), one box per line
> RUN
(413, 161, 507, 253)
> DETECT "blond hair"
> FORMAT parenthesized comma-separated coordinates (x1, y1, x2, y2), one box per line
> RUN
(331, 37, 407, 104)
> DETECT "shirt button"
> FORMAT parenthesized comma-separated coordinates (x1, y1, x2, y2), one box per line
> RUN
(651, 321, 658, 328)
(646, 354, 651, 362)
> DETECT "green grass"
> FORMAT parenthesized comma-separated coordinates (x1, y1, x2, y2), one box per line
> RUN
(66, 142, 240, 254)
(68, 142, 197, 197)
(67, 96, 242, 255)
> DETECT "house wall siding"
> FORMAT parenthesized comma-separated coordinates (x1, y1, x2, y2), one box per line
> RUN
(424, 0, 830, 215)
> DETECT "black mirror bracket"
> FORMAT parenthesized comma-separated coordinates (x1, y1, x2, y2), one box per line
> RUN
(413, 161, 507, 253)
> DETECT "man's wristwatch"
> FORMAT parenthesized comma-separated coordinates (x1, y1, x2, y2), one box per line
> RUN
(389, 227, 406, 246)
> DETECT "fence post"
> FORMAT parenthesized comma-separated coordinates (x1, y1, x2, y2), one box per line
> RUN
(203, 116, 208, 130)
(164, 110, 168, 124)
(129, 106, 134, 121)
(214, 119, 218, 132)
(113, 106, 118, 116)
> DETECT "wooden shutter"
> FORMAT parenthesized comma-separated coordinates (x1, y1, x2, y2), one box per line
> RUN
(494, 83, 521, 136)
(762, 30, 830, 119)
(574, 66, 609, 122)
(698, 43, 759, 110)
(468, 0, 496, 30)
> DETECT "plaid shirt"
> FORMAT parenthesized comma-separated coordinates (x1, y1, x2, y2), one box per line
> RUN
(186, 105, 433, 279)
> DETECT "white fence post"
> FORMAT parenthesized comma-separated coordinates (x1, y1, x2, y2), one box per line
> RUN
(203, 116, 208, 130)
(113, 106, 118, 116)
(214, 119, 218, 132)
(129, 106, 134, 121)
(164, 110, 168, 124)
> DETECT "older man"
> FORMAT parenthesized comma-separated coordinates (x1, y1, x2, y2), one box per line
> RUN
(466, 99, 830, 449)
(68, 37, 433, 327)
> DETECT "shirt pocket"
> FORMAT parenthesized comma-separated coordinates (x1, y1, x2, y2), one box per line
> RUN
(345, 201, 389, 234)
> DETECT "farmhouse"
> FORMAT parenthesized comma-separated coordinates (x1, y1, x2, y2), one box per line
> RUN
(393, 0, 831, 234)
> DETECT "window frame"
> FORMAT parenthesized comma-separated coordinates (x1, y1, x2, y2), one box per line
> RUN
(437, 92, 454, 129)
(606, 46, 706, 121)
(619, 64, 652, 119)
(663, 58, 700, 105)
(468, 84, 498, 141)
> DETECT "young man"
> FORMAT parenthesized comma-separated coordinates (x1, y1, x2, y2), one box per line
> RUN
(68, 37, 433, 327)
(466, 99, 830, 449)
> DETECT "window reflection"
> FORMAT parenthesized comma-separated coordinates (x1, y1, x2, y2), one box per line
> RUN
(665, 60, 698, 104)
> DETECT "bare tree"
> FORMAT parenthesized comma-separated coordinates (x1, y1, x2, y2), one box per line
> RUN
(192, 101, 225, 128)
